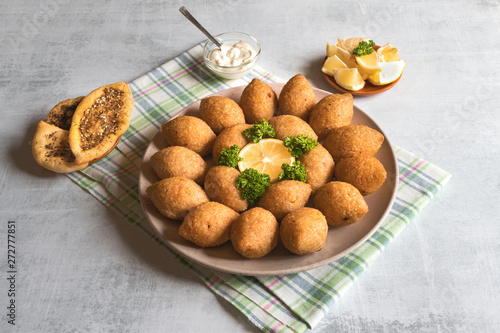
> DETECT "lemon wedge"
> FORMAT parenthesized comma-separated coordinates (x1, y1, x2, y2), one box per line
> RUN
(326, 42, 338, 57)
(326, 43, 356, 67)
(377, 43, 399, 62)
(238, 138, 294, 182)
(322, 55, 348, 76)
(333, 68, 365, 91)
(367, 60, 406, 86)
(325, 38, 405, 88)
(354, 64, 371, 80)
(355, 52, 382, 75)
(337, 37, 370, 54)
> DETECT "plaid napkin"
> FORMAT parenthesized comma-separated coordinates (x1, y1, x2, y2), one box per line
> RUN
(66, 44, 451, 333)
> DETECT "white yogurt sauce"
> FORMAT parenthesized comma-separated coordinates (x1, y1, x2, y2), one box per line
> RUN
(209, 40, 254, 67)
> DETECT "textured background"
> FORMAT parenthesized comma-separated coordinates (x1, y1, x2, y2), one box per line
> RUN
(0, 0, 499, 332)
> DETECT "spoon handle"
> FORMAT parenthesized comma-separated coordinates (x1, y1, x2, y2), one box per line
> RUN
(179, 6, 222, 49)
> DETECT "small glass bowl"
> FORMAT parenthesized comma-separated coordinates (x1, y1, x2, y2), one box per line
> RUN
(203, 32, 261, 80)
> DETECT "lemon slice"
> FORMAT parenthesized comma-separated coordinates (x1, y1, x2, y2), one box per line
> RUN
(367, 60, 406, 86)
(377, 43, 399, 62)
(354, 64, 370, 80)
(355, 52, 382, 75)
(238, 138, 295, 182)
(337, 37, 370, 54)
(321, 55, 348, 76)
(333, 68, 365, 91)
(326, 43, 356, 67)
(326, 42, 336, 57)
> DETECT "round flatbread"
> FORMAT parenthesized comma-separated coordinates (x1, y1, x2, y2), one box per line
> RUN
(32, 120, 88, 173)
(45, 96, 84, 130)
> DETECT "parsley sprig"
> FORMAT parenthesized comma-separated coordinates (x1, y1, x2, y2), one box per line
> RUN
(243, 119, 276, 143)
(352, 40, 376, 56)
(236, 168, 271, 204)
(278, 161, 307, 182)
(283, 134, 318, 158)
(217, 144, 243, 168)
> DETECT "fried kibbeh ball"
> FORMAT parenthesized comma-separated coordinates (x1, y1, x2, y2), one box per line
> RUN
(230, 207, 279, 259)
(278, 74, 316, 121)
(323, 124, 384, 163)
(268, 115, 318, 141)
(314, 181, 368, 227)
(298, 144, 335, 193)
(199, 96, 246, 134)
(257, 180, 312, 221)
(335, 154, 387, 196)
(150, 146, 208, 184)
(162, 116, 216, 157)
(280, 207, 328, 255)
(212, 123, 252, 163)
(204, 166, 249, 212)
(239, 78, 278, 123)
(146, 177, 209, 220)
(179, 202, 239, 247)
(309, 93, 353, 140)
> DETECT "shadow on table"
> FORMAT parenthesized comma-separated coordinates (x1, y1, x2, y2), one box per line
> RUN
(11, 119, 62, 178)
(303, 55, 340, 93)
(105, 207, 199, 282)
(105, 207, 261, 332)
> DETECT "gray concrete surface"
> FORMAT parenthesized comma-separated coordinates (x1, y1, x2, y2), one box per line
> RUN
(0, 0, 499, 332)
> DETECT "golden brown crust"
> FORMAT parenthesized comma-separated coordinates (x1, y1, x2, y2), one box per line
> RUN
(335, 154, 387, 196)
(150, 146, 208, 183)
(323, 124, 384, 163)
(179, 202, 239, 247)
(239, 78, 278, 124)
(146, 177, 209, 220)
(298, 144, 335, 193)
(309, 93, 353, 140)
(199, 96, 245, 134)
(278, 74, 316, 121)
(32, 121, 88, 173)
(204, 166, 249, 212)
(268, 115, 318, 141)
(280, 207, 328, 255)
(257, 180, 312, 221)
(314, 181, 368, 227)
(230, 207, 279, 259)
(161, 116, 216, 157)
(69, 81, 133, 165)
(45, 96, 84, 130)
(211, 123, 252, 163)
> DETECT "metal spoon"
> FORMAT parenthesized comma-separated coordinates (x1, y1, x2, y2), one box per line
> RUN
(179, 6, 222, 49)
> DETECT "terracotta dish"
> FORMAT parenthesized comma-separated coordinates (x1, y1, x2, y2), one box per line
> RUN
(322, 46, 402, 96)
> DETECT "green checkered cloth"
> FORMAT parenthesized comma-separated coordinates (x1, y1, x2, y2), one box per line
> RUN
(66, 43, 451, 333)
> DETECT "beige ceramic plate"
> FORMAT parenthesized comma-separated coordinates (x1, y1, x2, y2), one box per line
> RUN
(138, 83, 398, 276)
(322, 46, 403, 96)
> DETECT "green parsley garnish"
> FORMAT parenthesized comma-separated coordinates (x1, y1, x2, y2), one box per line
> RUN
(283, 134, 318, 158)
(243, 119, 276, 143)
(236, 168, 271, 204)
(217, 144, 243, 168)
(352, 40, 376, 56)
(278, 161, 307, 182)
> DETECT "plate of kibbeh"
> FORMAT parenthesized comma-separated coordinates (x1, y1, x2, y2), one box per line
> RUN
(139, 74, 398, 276)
